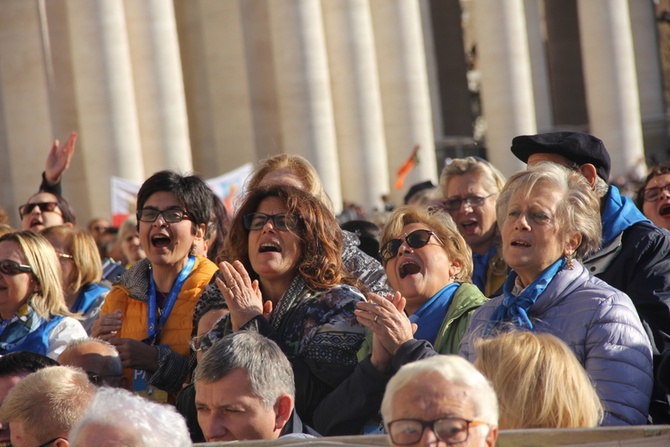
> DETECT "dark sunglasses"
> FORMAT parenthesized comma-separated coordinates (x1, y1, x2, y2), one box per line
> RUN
(379, 229, 441, 265)
(0, 259, 34, 276)
(244, 213, 299, 231)
(18, 201, 60, 217)
(137, 208, 190, 223)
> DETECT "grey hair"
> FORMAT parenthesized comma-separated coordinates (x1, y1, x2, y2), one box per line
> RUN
(193, 331, 295, 409)
(381, 355, 498, 427)
(61, 337, 123, 377)
(439, 157, 507, 198)
(496, 162, 602, 259)
(68, 387, 191, 447)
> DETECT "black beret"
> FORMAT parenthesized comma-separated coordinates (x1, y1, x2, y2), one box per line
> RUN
(511, 132, 611, 181)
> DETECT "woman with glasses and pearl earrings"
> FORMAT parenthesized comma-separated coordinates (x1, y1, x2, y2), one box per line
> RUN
(91, 171, 218, 403)
(0, 231, 86, 359)
(439, 157, 508, 296)
(199, 184, 367, 428)
(311, 204, 488, 436)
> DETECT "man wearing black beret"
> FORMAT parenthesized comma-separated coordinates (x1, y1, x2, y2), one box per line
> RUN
(512, 131, 670, 424)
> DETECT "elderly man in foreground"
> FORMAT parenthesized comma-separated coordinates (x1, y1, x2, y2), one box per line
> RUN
(381, 355, 498, 447)
(194, 331, 318, 442)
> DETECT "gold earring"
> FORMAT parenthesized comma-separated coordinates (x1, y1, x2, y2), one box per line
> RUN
(566, 253, 574, 269)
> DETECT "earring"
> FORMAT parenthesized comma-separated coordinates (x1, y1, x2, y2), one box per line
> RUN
(566, 253, 574, 269)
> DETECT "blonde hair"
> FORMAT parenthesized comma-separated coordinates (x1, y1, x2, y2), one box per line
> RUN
(41, 225, 103, 295)
(496, 162, 602, 259)
(439, 157, 506, 198)
(381, 205, 473, 282)
(474, 330, 604, 429)
(0, 231, 75, 320)
(0, 366, 95, 441)
(245, 153, 334, 213)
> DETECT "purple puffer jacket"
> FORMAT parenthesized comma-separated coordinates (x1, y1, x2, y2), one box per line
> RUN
(460, 260, 653, 426)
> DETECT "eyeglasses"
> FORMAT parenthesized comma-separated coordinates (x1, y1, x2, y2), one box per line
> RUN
(379, 229, 441, 265)
(0, 259, 33, 276)
(18, 202, 61, 217)
(243, 213, 299, 231)
(85, 370, 124, 386)
(190, 334, 207, 352)
(137, 208, 190, 223)
(442, 194, 495, 211)
(643, 183, 670, 202)
(36, 437, 66, 447)
(386, 417, 488, 446)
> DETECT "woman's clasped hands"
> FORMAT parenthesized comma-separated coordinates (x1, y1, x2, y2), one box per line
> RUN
(216, 260, 271, 331)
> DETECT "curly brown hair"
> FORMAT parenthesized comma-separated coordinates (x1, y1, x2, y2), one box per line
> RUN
(219, 185, 347, 292)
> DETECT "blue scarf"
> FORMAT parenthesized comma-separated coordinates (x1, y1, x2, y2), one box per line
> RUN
(0, 302, 42, 351)
(471, 245, 496, 294)
(409, 283, 459, 344)
(601, 185, 650, 246)
(486, 258, 565, 335)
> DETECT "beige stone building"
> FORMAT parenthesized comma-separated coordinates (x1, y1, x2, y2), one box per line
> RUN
(0, 0, 666, 226)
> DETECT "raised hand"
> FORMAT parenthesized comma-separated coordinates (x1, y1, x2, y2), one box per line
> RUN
(217, 260, 265, 331)
(45, 131, 77, 184)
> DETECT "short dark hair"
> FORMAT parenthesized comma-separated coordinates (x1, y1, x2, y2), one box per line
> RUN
(0, 351, 59, 377)
(136, 170, 212, 229)
(635, 162, 670, 210)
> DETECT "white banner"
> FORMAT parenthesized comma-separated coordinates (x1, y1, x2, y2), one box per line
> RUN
(110, 163, 254, 227)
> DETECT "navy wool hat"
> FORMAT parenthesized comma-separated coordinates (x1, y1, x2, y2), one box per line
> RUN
(511, 132, 611, 182)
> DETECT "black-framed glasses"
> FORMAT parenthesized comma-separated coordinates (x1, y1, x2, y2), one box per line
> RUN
(137, 208, 190, 223)
(442, 194, 494, 211)
(643, 183, 670, 202)
(244, 213, 299, 231)
(36, 437, 65, 447)
(85, 370, 124, 386)
(386, 417, 488, 445)
(18, 202, 61, 217)
(0, 259, 33, 276)
(379, 229, 442, 265)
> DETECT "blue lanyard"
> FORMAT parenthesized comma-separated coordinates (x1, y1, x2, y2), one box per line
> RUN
(145, 256, 196, 345)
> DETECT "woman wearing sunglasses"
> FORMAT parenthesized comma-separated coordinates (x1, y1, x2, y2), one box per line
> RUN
(635, 162, 670, 231)
(18, 192, 76, 233)
(91, 170, 218, 402)
(0, 231, 86, 359)
(460, 163, 653, 426)
(312, 204, 488, 435)
(439, 156, 508, 296)
(200, 185, 366, 426)
(41, 225, 109, 334)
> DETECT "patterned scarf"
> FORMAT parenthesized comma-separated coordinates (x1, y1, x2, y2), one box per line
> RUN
(0, 302, 43, 351)
(486, 258, 565, 335)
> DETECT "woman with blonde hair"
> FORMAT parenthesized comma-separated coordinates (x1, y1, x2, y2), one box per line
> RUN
(41, 225, 109, 333)
(440, 156, 508, 296)
(474, 330, 603, 429)
(0, 231, 86, 359)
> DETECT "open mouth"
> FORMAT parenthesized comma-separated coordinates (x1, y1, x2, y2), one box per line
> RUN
(511, 240, 530, 247)
(259, 242, 281, 253)
(660, 204, 670, 217)
(399, 261, 421, 279)
(151, 234, 171, 248)
(29, 218, 43, 228)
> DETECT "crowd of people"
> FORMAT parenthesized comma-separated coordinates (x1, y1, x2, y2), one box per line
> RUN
(0, 130, 668, 447)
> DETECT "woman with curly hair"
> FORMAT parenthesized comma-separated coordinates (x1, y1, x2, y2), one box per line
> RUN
(201, 184, 366, 426)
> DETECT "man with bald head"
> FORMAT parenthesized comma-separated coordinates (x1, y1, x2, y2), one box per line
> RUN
(58, 338, 126, 388)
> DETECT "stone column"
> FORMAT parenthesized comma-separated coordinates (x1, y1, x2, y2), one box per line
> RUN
(577, 0, 645, 179)
(370, 0, 438, 204)
(322, 0, 389, 212)
(124, 0, 192, 172)
(0, 0, 54, 226)
(174, 0, 256, 178)
(471, 0, 535, 176)
(267, 0, 343, 212)
(629, 0, 667, 165)
(524, 0, 553, 132)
